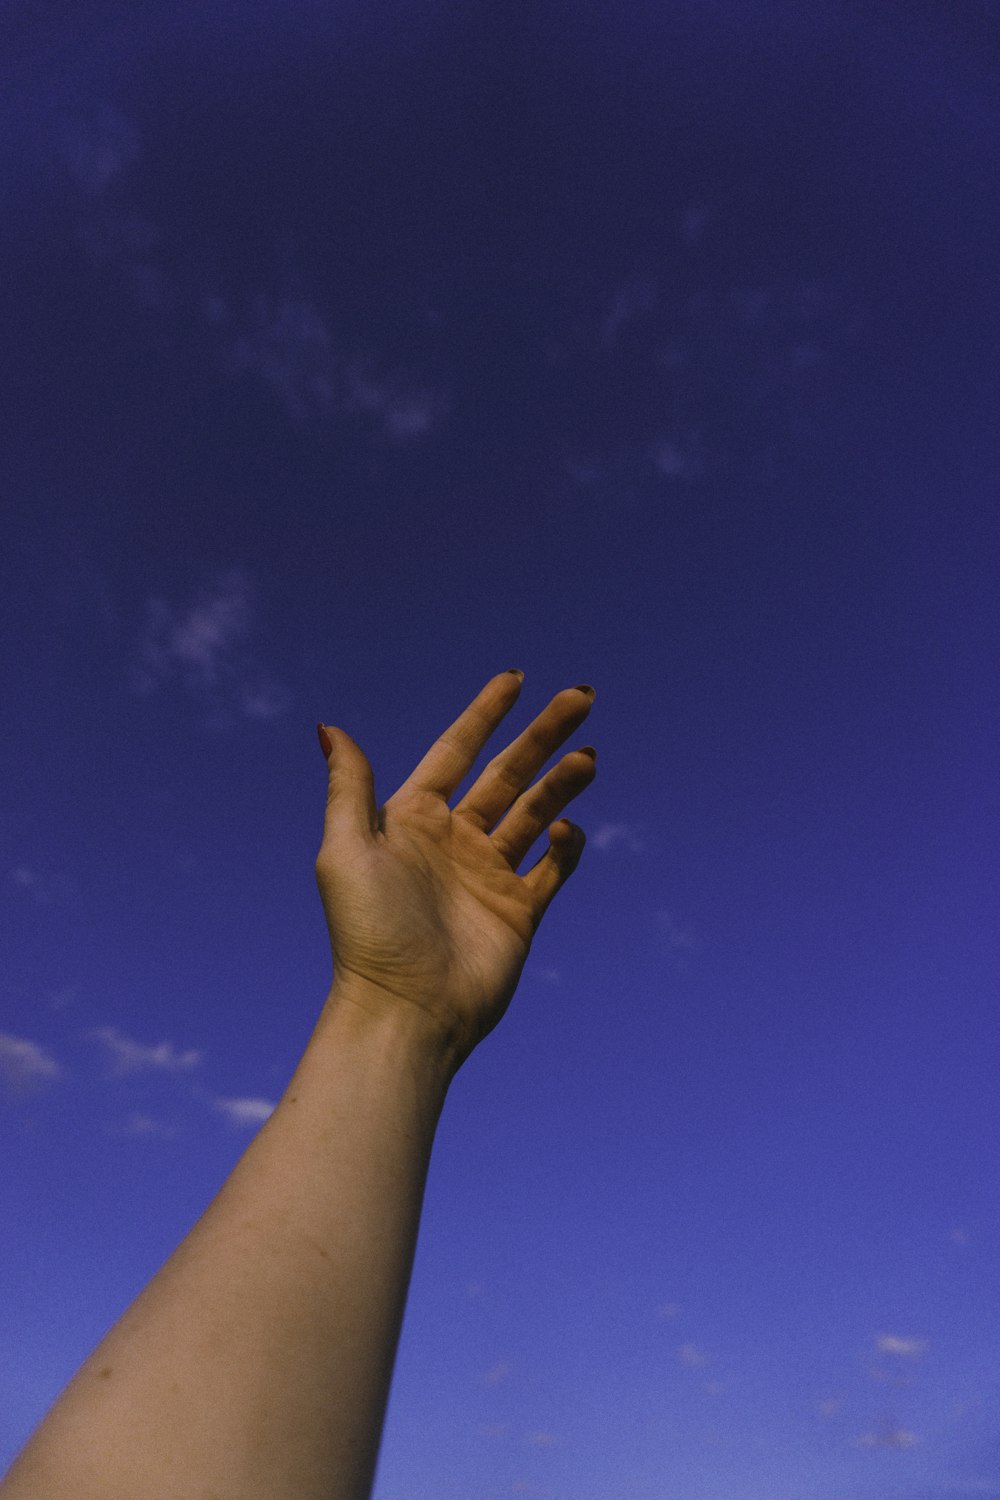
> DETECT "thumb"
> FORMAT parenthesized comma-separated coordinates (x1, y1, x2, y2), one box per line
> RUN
(317, 722, 378, 841)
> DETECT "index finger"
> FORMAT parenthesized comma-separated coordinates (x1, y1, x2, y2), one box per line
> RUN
(396, 670, 526, 801)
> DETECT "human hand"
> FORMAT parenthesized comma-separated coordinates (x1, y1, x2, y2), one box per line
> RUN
(314, 671, 596, 1070)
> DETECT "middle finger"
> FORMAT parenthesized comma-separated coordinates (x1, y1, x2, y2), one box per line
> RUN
(453, 684, 595, 831)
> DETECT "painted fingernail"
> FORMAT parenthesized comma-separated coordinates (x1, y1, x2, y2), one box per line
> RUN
(574, 683, 595, 698)
(506, 669, 525, 681)
(317, 722, 333, 758)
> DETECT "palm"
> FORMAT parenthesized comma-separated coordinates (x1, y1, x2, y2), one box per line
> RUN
(315, 673, 596, 1063)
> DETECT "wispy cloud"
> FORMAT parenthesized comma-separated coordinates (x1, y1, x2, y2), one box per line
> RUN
(75, 208, 168, 309)
(648, 432, 705, 482)
(876, 1335, 927, 1358)
(677, 1343, 709, 1368)
(483, 1360, 513, 1386)
(0, 1033, 61, 1092)
(591, 822, 644, 853)
(6, 865, 50, 904)
(214, 1096, 276, 1128)
(527, 1432, 559, 1448)
(219, 293, 339, 426)
(211, 293, 449, 438)
(5, 864, 76, 906)
(54, 101, 141, 196)
(654, 910, 698, 952)
(656, 1301, 682, 1321)
(91, 1026, 203, 1077)
(856, 1426, 918, 1450)
(130, 566, 290, 721)
(51, 101, 174, 313)
(342, 352, 449, 440)
(679, 204, 714, 246)
(600, 276, 659, 349)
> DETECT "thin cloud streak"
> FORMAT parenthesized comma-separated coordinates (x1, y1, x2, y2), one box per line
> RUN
(214, 1096, 276, 1127)
(876, 1334, 927, 1358)
(91, 1026, 203, 1076)
(856, 1427, 918, 1449)
(591, 822, 644, 853)
(0, 1033, 62, 1091)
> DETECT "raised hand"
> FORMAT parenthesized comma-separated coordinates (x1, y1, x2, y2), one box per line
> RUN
(315, 671, 597, 1069)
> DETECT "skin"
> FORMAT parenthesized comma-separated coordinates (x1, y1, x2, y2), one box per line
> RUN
(1, 669, 596, 1500)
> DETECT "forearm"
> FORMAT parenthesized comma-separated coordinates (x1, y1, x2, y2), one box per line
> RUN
(2, 983, 453, 1500)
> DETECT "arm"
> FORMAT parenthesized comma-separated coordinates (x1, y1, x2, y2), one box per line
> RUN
(1, 670, 597, 1500)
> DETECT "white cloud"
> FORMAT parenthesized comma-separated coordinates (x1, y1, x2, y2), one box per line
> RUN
(591, 822, 644, 853)
(147, 569, 251, 688)
(214, 1096, 276, 1128)
(130, 567, 290, 720)
(856, 1427, 918, 1450)
(876, 1335, 927, 1358)
(0, 1033, 61, 1091)
(91, 1026, 203, 1076)
(677, 1343, 709, 1368)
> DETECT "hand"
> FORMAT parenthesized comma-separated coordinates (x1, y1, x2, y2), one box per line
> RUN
(314, 671, 597, 1068)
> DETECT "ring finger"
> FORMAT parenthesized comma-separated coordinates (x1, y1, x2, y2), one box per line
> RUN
(490, 747, 597, 869)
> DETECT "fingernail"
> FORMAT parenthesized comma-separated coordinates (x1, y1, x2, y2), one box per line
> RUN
(506, 668, 525, 681)
(575, 683, 595, 698)
(317, 722, 333, 758)
(578, 745, 597, 759)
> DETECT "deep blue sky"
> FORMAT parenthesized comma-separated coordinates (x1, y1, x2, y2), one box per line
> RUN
(2, 2, 999, 1496)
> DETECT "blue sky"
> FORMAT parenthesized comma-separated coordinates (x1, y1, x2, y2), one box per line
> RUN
(2, 1, 999, 1495)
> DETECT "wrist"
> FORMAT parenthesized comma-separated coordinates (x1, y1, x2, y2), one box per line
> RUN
(313, 976, 464, 1096)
